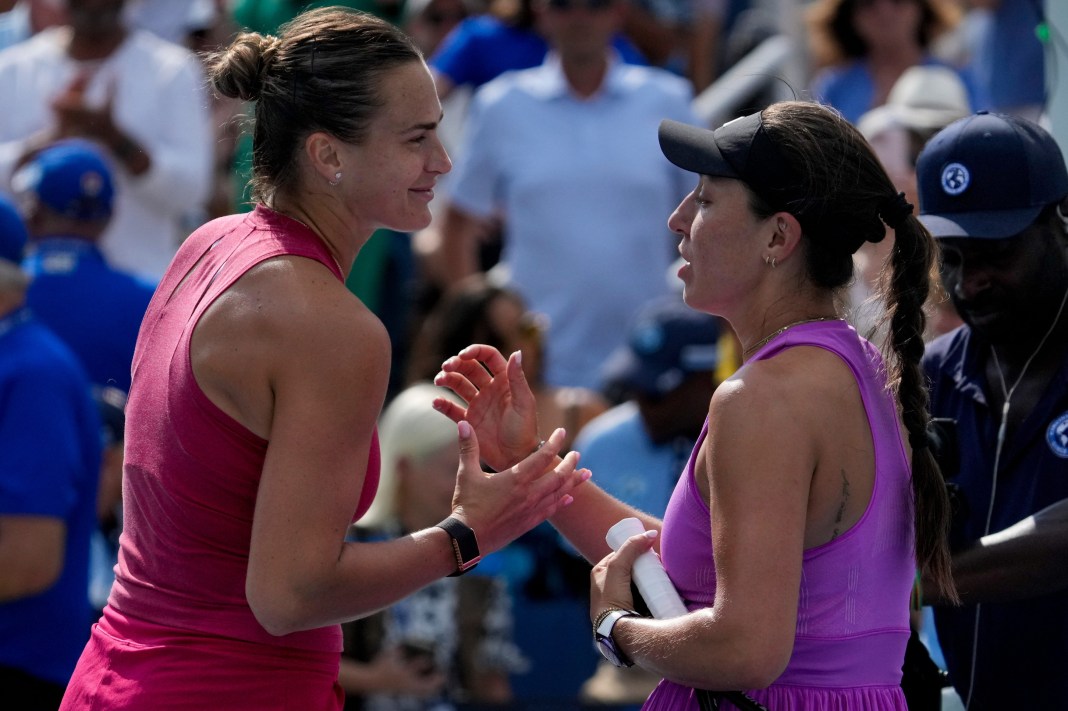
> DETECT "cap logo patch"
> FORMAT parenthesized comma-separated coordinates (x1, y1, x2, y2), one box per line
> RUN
(80, 171, 104, 198)
(941, 163, 970, 196)
(1046, 412, 1068, 458)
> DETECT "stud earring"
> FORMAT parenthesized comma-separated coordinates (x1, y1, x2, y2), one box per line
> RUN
(329, 171, 342, 186)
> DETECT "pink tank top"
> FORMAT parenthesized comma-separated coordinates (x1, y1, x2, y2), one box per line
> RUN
(647, 320, 913, 709)
(107, 205, 380, 653)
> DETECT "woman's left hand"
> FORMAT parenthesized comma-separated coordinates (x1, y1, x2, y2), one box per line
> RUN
(589, 529, 658, 622)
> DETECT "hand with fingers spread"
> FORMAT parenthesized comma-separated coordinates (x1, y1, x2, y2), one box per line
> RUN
(590, 529, 658, 623)
(450, 420, 590, 555)
(433, 345, 542, 473)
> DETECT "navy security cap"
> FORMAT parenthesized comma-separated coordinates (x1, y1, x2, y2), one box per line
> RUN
(12, 139, 115, 221)
(917, 112, 1068, 239)
(0, 193, 28, 264)
(601, 298, 720, 399)
(659, 112, 801, 212)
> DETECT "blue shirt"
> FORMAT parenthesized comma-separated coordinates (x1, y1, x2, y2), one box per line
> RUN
(430, 15, 646, 91)
(573, 402, 694, 518)
(0, 310, 101, 684)
(23, 238, 156, 393)
(810, 56, 978, 125)
(448, 54, 695, 388)
(923, 326, 1068, 708)
(970, 0, 1046, 112)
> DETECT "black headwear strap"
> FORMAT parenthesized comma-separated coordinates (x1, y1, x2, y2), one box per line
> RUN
(879, 191, 914, 231)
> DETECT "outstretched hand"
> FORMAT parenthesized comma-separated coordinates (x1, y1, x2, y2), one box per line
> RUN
(434, 346, 541, 473)
(450, 420, 590, 555)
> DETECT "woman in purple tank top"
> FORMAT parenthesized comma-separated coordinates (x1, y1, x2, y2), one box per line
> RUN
(435, 101, 959, 709)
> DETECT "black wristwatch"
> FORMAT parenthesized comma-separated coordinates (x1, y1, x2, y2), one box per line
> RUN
(436, 516, 481, 577)
(594, 608, 639, 668)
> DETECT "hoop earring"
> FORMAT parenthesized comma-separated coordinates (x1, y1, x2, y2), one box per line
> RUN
(769, 256, 777, 268)
(329, 171, 342, 186)
(764, 255, 772, 266)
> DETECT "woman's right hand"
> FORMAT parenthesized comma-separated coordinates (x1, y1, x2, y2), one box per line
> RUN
(450, 420, 589, 555)
(434, 345, 541, 472)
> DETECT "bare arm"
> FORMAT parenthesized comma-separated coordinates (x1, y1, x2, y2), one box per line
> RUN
(0, 516, 65, 602)
(195, 259, 585, 636)
(924, 498, 1068, 605)
(597, 368, 812, 690)
(433, 344, 661, 562)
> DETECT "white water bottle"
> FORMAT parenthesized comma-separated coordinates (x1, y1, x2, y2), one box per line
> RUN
(606, 517, 688, 619)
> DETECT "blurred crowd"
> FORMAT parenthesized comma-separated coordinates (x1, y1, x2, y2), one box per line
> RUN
(0, 0, 1057, 709)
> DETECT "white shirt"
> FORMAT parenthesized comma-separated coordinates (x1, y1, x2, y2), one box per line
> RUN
(449, 53, 697, 388)
(0, 26, 213, 280)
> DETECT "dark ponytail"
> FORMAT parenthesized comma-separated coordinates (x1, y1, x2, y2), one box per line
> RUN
(884, 214, 959, 604)
(760, 101, 958, 604)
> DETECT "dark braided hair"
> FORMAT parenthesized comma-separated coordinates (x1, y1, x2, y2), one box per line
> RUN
(753, 101, 958, 603)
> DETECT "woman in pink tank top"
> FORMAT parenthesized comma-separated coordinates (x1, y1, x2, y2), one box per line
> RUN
(60, 8, 589, 710)
(434, 102, 959, 709)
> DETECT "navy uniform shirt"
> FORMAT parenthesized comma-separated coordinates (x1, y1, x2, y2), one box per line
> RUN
(23, 238, 156, 393)
(923, 326, 1068, 709)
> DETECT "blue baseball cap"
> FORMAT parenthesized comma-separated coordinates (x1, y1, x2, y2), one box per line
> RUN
(12, 140, 115, 221)
(601, 298, 721, 399)
(0, 193, 28, 264)
(917, 112, 1068, 239)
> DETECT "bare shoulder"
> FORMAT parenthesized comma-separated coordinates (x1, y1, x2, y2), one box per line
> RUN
(714, 347, 827, 412)
(193, 255, 390, 437)
(707, 346, 860, 461)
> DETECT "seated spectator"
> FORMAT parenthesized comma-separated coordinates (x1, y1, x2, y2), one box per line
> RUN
(406, 274, 607, 453)
(0, 193, 101, 711)
(342, 383, 529, 711)
(806, 0, 973, 125)
(13, 139, 155, 394)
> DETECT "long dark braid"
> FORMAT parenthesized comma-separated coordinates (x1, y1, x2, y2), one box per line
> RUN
(759, 101, 958, 603)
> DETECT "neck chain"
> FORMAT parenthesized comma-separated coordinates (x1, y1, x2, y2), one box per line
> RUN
(743, 316, 842, 357)
(266, 205, 344, 277)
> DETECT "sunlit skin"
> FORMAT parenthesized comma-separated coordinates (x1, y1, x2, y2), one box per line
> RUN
(668, 176, 779, 335)
(273, 60, 452, 275)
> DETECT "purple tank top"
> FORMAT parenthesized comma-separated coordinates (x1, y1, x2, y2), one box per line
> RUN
(645, 320, 913, 710)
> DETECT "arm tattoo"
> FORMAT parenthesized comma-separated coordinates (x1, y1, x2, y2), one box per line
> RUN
(831, 468, 850, 540)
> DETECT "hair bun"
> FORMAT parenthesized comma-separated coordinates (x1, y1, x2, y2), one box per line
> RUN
(210, 32, 282, 102)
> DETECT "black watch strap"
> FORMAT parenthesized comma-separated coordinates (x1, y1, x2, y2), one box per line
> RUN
(436, 516, 481, 577)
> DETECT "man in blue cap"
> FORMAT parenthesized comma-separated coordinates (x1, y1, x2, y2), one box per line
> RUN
(917, 111, 1068, 709)
(0, 192, 101, 709)
(13, 139, 155, 395)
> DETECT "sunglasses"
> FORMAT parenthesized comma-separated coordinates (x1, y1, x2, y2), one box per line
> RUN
(545, 0, 617, 11)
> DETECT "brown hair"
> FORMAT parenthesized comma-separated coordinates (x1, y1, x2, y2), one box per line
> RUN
(207, 8, 422, 204)
(806, 0, 961, 69)
(755, 100, 958, 603)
